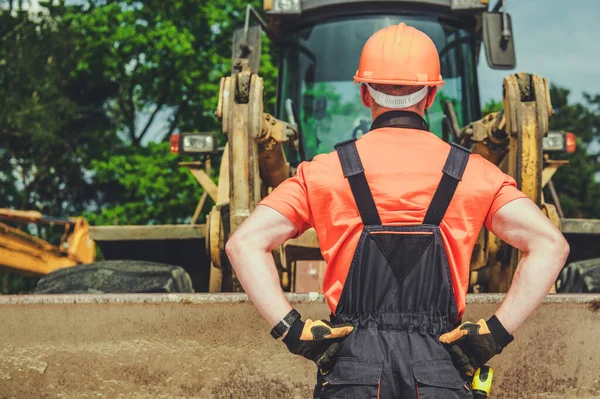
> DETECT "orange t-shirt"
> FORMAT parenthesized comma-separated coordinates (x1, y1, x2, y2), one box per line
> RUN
(260, 127, 528, 317)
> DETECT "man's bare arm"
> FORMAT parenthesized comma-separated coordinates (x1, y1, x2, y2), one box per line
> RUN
(225, 205, 298, 328)
(489, 198, 570, 334)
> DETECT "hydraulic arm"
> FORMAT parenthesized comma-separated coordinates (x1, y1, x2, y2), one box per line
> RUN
(458, 73, 557, 292)
(207, 56, 299, 291)
(0, 209, 95, 275)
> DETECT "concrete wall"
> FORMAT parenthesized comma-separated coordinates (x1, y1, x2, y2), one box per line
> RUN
(0, 293, 598, 399)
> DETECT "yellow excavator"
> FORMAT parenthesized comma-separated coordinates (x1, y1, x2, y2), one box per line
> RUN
(0, 208, 94, 276)
(0, 209, 193, 294)
(165, 0, 600, 294)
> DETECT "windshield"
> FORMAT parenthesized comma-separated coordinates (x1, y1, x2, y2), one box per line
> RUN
(279, 15, 478, 160)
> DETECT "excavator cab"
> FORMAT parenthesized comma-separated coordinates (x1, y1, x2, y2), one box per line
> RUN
(267, 0, 514, 160)
(277, 15, 479, 158)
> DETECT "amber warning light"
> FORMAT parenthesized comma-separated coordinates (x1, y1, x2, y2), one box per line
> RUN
(170, 133, 180, 154)
(543, 131, 577, 153)
(565, 132, 576, 154)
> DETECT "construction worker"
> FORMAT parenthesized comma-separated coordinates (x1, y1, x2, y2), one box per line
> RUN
(226, 23, 569, 398)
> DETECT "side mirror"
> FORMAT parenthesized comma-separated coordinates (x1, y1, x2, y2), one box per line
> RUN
(482, 12, 516, 69)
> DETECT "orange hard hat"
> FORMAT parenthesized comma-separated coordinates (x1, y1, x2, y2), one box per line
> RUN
(354, 23, 443, 87)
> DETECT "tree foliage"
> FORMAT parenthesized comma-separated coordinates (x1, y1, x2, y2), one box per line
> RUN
(66, 0, 277, 146)
(86, 142, 210, 226)
(481, 99, 503, 115)
(65, 0, 277, 226)
(0, 0, 277, 224)
(0, 2, 114, 216)
(548, 87, 600, 218)
(0, 0, 277, 292)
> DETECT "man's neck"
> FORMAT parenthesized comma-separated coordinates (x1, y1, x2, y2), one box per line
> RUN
(371, 110, 429, 132)
(371, 106, 424, 121)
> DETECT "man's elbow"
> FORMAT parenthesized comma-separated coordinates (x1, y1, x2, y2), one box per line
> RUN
(225, 232, 244, 261)
(547, 231, 570, 267)
(556, 234, 570, 262)
(225, 229, 261, 261)
(526, 230, 569, 268)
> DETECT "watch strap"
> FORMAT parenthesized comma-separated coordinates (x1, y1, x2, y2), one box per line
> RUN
(486, 315, 514, 348)
(270, 309, 301, 339)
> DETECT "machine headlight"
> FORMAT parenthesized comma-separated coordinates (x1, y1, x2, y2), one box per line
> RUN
(450, 0, 488, 11)
(170, 133, 217, 154)
(543, 131, 576, 153)
(264, 0, 301, 14)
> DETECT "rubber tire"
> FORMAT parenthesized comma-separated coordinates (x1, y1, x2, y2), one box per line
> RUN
(34, 260, 194, 294)
(556, 258, 600, 293)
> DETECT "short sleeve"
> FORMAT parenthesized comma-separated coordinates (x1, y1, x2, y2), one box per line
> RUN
(259, 162, 312, 237)
(484, 164, 529, 230)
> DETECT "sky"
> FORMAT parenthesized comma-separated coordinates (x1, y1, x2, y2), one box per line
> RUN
(477, 0, 600, 107)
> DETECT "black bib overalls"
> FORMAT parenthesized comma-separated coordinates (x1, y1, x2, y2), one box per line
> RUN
(314, 112, 474, 399)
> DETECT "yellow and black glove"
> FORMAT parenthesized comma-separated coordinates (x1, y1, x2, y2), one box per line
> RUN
(439, 315, 513, 376)
(283, 318, 354, 372)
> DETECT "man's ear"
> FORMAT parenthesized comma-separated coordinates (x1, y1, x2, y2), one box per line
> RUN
(425, 86, 438, 109)
(360, 84, 372, 108)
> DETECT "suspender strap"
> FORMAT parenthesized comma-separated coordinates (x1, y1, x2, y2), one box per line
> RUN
(335, 139, 382, 226)
(370, 110, 429, 132)
(423, 143, 471, 225)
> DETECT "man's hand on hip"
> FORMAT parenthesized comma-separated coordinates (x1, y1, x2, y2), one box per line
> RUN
(283, 318, 354, 372)
(439, 315, 513, 376)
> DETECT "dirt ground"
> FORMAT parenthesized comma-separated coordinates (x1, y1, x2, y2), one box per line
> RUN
(0, 294, 597, 398)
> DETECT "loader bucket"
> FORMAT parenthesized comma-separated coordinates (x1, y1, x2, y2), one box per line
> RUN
(0, 293, 597, 398)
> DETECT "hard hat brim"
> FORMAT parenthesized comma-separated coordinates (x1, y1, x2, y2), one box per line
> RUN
(354, 75, 444, 87)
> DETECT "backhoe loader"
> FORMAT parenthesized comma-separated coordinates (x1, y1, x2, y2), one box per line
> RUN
(166, 0, 600, 293)
(85, 0, 600, 295)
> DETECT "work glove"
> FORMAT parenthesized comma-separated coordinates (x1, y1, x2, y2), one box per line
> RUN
(439, 315, 514, 377)
(283, 318, 354, 373)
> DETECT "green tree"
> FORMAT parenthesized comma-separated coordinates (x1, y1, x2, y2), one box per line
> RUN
(548, 87, 600, 218)
(66, 0, 277, 146)
(1, 0, 278, 225)
(86, 142, 207, 225)
(0, 2, 114, 216)
(481, 99, 503, 115)
(0, 0, 277, 292)
(65, 0, 278, 226)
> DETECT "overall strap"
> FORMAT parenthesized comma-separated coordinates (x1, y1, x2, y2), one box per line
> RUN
(423, 143, 471, 225)
(335, 139, 382, 226)
(370, 110, 429, 132)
